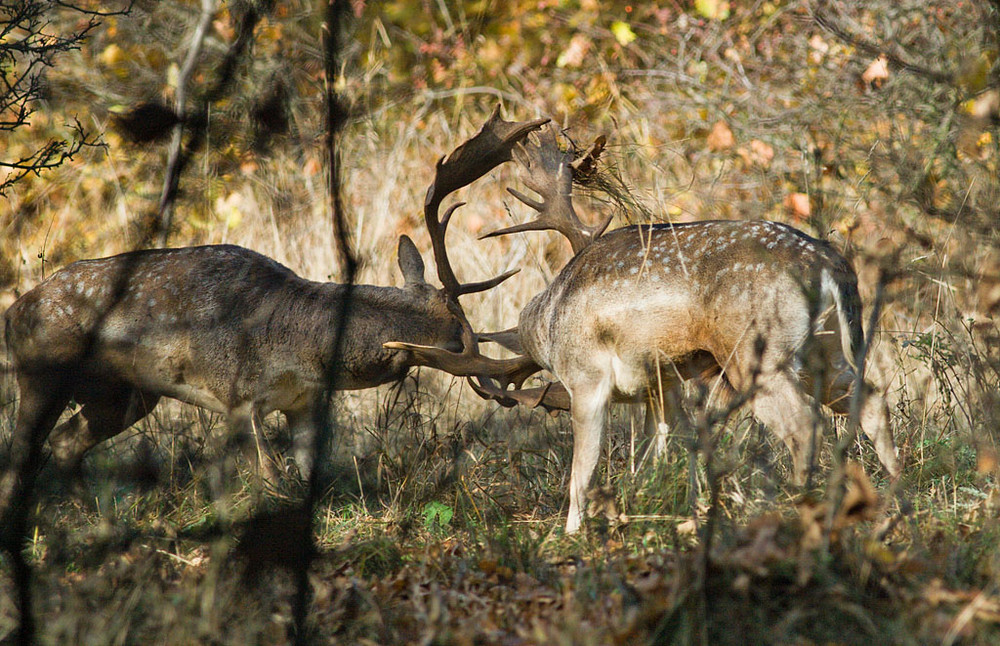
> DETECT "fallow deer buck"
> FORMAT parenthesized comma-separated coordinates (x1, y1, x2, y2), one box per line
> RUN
(0, 107, 545, 539)
(393, 126, 901, 533)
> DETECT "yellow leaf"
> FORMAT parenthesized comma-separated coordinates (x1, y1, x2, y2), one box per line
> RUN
(864, 541, 897, 567)
(166, 63, 180, 90)
(959, 52, 993, 93)
(215, 192, 245, 230)
(965, 89, 1000, 119)
(695, 0, 730, 20)
(610, 21, 636, 46)
(99, 44, 125, 67)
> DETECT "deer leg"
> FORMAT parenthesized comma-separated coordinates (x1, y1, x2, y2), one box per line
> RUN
(565, 380, 611, 533)
(1, 376, 72, 548)
(750, 373, 819, 486)
(201, 407, 253, 499)
(249, 411, 284, 483)
(642, 397, 669, 462)
(857, 385, 900, 478)
(48, 388, 159, 482)
(220, 407, 283, 486)
(286, 408, 317, 481)
(824, 376, 900, 479)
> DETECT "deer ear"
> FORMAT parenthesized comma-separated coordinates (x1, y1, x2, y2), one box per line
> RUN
(397, 235, 427, 287)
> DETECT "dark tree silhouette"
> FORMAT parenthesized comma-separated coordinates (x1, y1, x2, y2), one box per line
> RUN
(0, 1, 132, 196)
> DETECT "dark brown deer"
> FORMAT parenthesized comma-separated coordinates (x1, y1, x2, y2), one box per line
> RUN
(395, 126, 901, 533)
(0, 108, 545, 538)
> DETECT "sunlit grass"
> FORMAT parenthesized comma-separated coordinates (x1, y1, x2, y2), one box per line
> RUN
(3, 0, 1000, 642)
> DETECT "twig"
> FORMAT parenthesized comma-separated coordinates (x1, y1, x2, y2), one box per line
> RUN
(156, 0, 217, 245)
(822, 269, 888, 554)
(291, 2, 354, 643)
(155, 548, 201, 568)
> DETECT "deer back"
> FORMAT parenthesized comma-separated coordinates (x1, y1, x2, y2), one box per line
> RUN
(4, 244, 464, 413)
(519, 220, 863, 396)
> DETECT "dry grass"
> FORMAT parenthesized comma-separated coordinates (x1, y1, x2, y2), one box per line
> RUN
(3, 0, 1000, 642)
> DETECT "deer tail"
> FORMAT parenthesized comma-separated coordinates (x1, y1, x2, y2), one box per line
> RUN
(822, 268, 865, 373)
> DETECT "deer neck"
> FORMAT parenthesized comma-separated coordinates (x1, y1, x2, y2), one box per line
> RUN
(261, 282, 460, 388)
(516, 253, 589, 373)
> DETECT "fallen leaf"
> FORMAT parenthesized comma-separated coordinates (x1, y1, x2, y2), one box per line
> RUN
(862, 54, 889, 87)
(797, 497, 826, 552)
(587, 486, 623, 522)
(99, 44, 125, 67)
(676, 518, 698, 536)
(738, 139, 774, 168)
(978, 447, 999, 474)
(965, 89, 1000, 119)
(610, 21, 637, 46)
(837, 462, 879, 526)
(808, 34, 829, 54)
(726, 513, 786, 576)
(213, 18, 235, 42)
(784, 192, 811, 220)
(303, 156, 322, 177)
(707, 120, 734, 151)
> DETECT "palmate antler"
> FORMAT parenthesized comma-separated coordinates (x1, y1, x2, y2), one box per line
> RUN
(469, 124, 612, 411)
(481, 126, 612, 254)
(383, 107, 548, 390)
(467, 375, 570, 414)
(424, 107, 547, 298)
(387, 113, 611, 408)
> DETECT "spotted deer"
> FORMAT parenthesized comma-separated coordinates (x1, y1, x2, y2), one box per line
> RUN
(395, 126, 901, 533)
(0, 108, 545, 540)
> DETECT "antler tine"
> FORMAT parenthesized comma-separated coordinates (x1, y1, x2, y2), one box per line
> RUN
(383, 331, 542, 390)
(467, 376, 571, 415)
(424, 105, 549, 298)
(432, 201, 520, 296)
(480, 126, 611, 255)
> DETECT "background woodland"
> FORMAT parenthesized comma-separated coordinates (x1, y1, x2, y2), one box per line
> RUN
(2, 0, 1000, 643)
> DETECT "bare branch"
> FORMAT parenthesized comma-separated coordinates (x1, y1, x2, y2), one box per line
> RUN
(0, 1, 131, 196)
(155, 0, 217, 245)
(812, 0, 953, 86)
